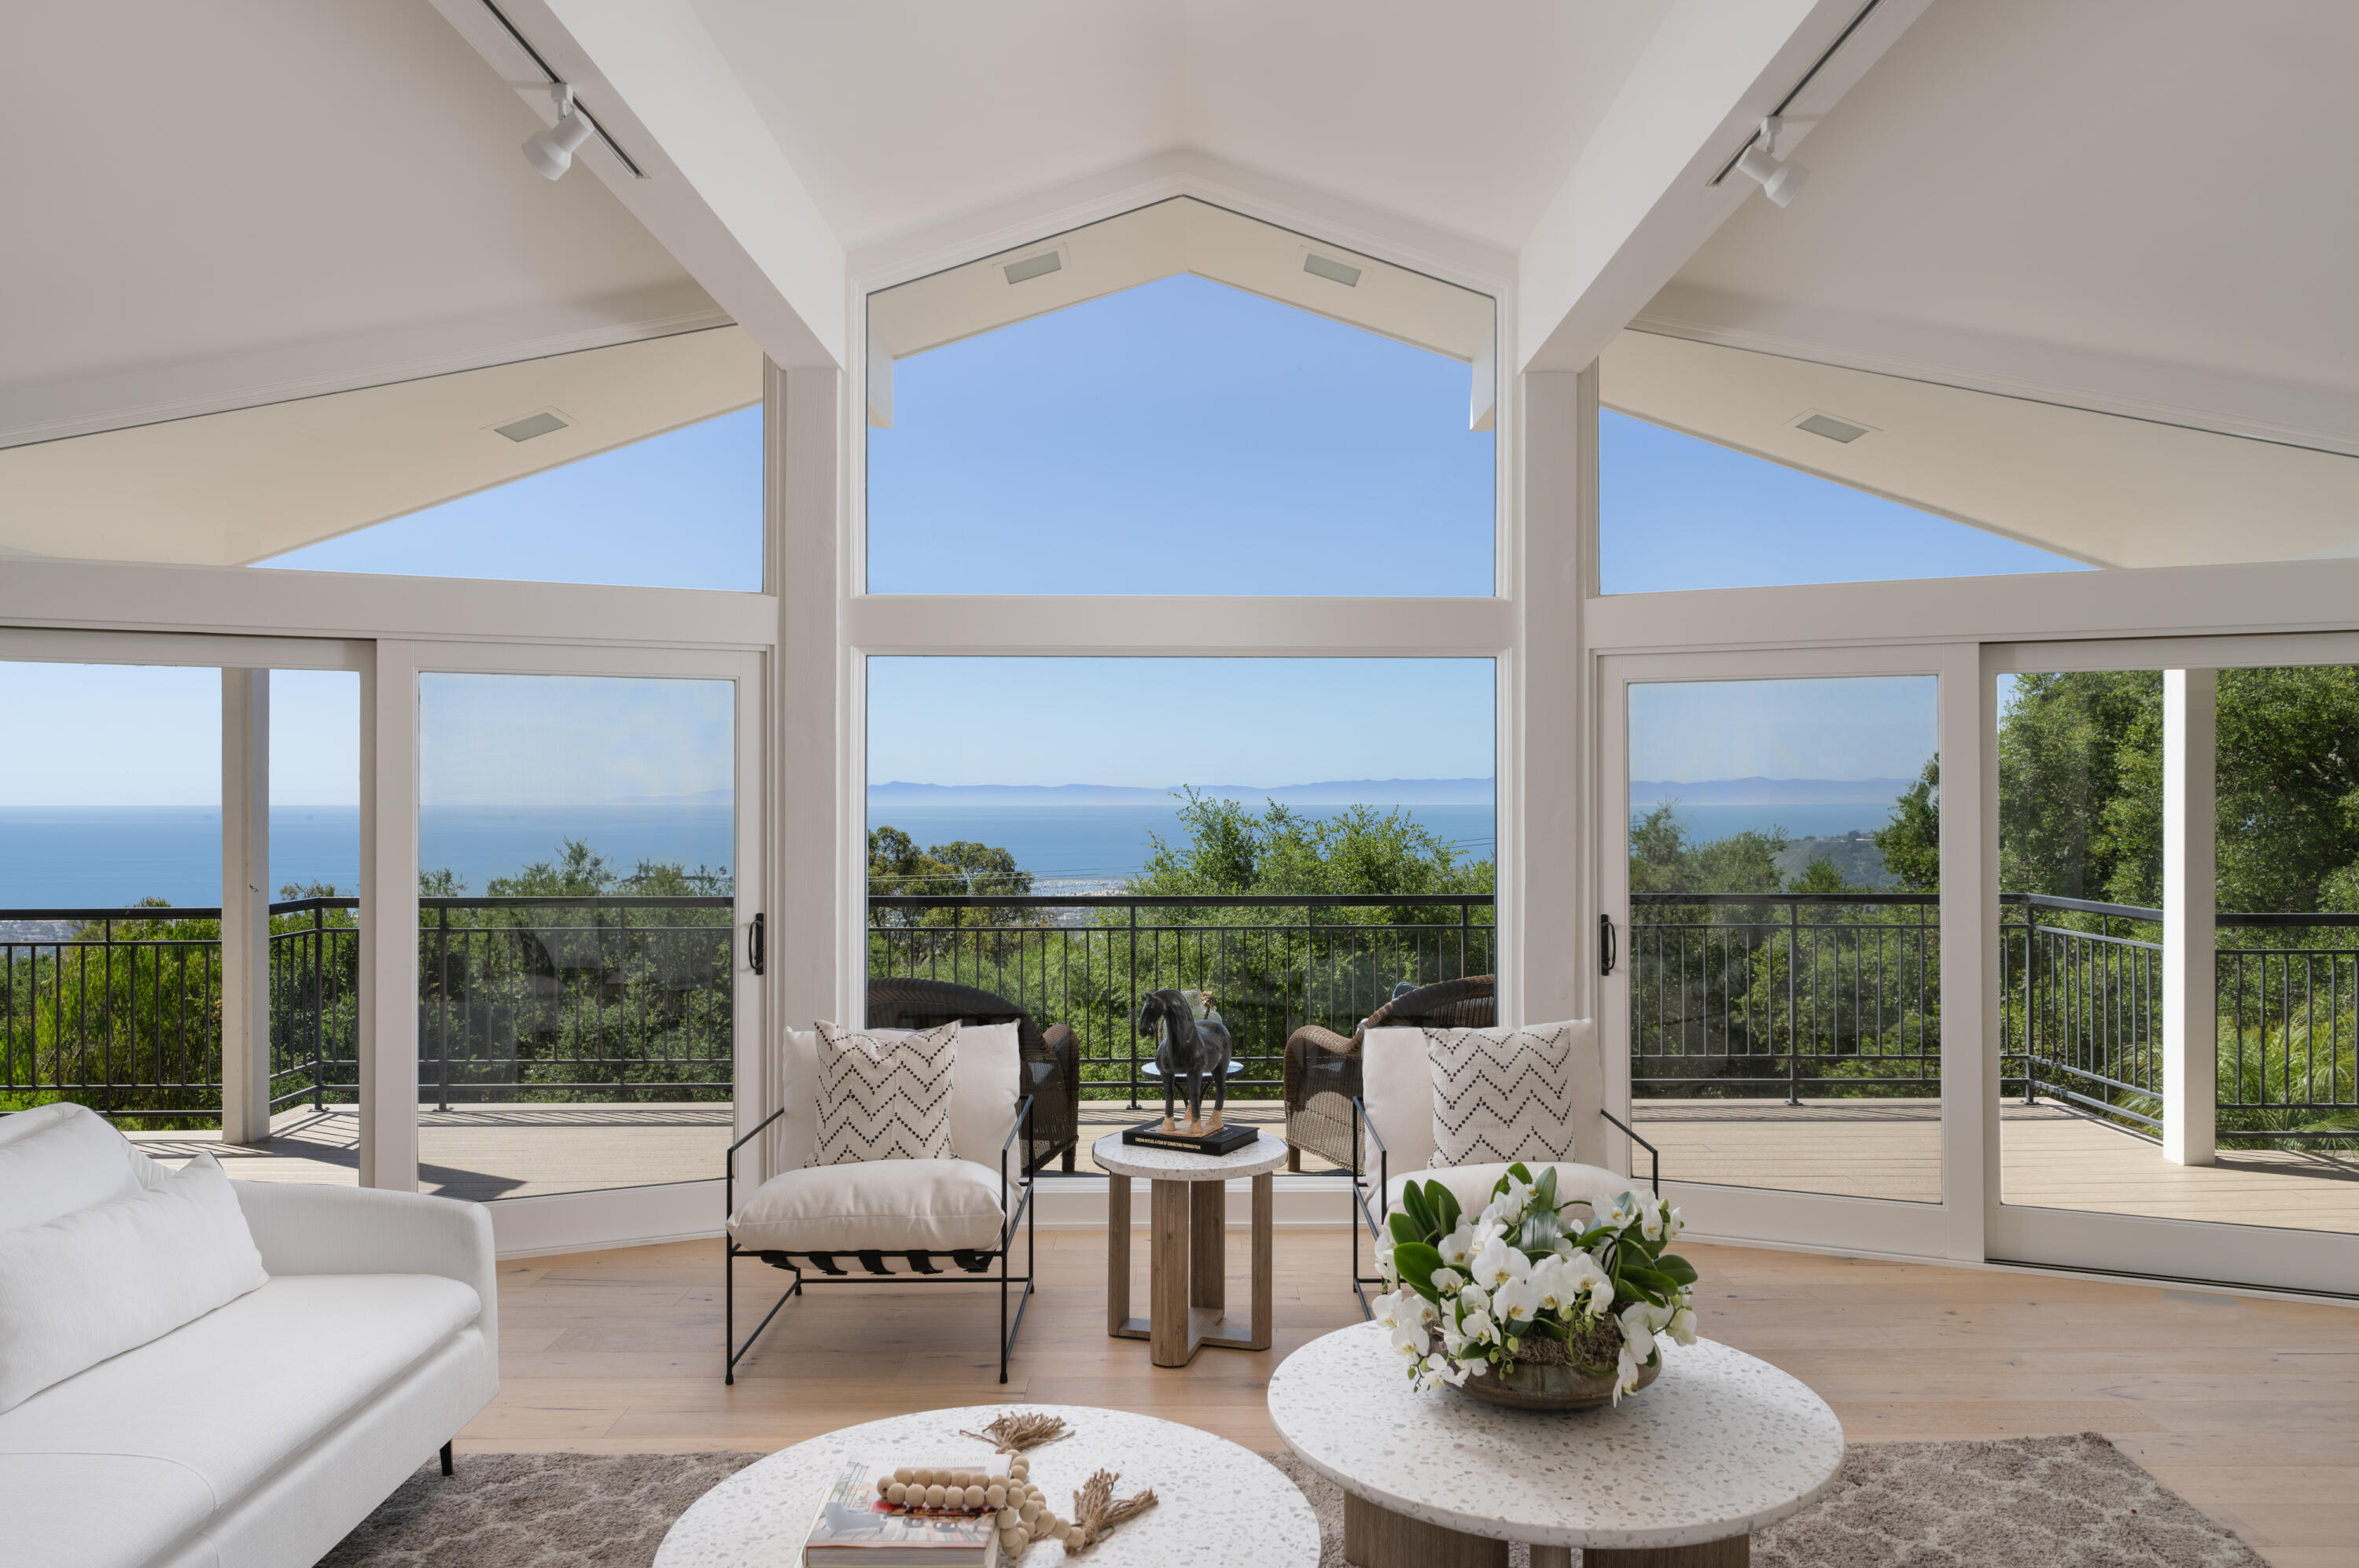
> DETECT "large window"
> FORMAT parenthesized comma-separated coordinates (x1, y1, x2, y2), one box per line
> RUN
(866, 656, 1496, 1174)
(0, 328, 763, 591)
(1599, 328, 2359, 594)
(866, 198, 1496, 597)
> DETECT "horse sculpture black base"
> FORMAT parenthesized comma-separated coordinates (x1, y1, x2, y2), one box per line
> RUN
(1135, 988, 1234, 1138)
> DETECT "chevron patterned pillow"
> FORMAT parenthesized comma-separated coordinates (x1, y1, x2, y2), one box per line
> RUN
(1424, 1022, 1580, 1168)
(811, 1020, 961, 1165)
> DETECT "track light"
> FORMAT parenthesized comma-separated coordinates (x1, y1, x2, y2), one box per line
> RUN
(523, 83, 592, 181)
(1734, 116, 1809, 208)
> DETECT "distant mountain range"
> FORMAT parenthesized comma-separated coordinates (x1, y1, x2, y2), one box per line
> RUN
(1629, 777, 1914, 805)
(867, 778, 1495, 807)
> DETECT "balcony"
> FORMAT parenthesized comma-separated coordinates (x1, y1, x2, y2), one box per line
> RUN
(6, 889, 2353, 1227)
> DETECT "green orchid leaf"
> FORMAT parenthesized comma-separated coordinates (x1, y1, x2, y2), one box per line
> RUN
(1389, 1210, 1426, 1248)
(1400, 1180, 1437, 1240)
(1390, 1242, 1447, 1304)
(1430, 1182, 1461, 1235)
(1532, 1165, 1559, 1213)
(1656, 1253, 1698, 1286)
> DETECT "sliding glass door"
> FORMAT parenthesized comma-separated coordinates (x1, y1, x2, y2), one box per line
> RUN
(1988, 636, 2359, 1292)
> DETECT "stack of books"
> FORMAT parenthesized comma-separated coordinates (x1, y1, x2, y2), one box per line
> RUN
(803, 1459, 1003, 1567)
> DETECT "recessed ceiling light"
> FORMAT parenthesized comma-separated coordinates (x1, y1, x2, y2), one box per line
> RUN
(1003, 252, 1062, 285)
(494, 410, 570, 443)
(1795, 412, 1869, 444)
(1303, 254, 1362, 287)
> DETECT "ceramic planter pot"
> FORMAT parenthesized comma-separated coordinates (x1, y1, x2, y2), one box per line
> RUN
(1452, 1353, 1658, 1412)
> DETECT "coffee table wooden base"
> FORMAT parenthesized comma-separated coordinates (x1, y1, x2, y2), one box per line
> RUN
(1105, 1170, 1273, 1366)
(1342, 1496, 1747, 1568)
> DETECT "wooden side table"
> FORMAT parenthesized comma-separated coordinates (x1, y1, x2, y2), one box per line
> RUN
(1094, 1131, 1288, 1367)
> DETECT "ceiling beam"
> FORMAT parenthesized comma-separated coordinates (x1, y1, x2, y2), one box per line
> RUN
(429, 0, 845, 370)
(1517, 0, 1931, 374)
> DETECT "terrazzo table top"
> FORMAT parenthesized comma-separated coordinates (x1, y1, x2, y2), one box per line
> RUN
(1092, 1130, 1290, 1182)
(652, 1403, 1319, 1568)
(1267, 1321, 1845, 1551)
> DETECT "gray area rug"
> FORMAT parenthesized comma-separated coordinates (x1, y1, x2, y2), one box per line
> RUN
(326, 1434, 2264, 1567)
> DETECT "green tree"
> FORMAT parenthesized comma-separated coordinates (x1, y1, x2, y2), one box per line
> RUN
(1628, 802, 1786, 894)
(1874, 757, 1941, 891)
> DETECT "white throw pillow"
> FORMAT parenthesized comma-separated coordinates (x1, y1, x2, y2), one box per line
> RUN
(1425, 1021, 1584, 1169)
(0, 1102, 156, 1231)
(0, 1152, 267, 1412)
(811, 1021, 959, 1165)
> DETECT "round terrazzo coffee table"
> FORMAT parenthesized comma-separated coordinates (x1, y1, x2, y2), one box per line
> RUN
(651, 1403, 1319, 1568)
(1268, 1321, 1845, 1568)
(1093, 1131, 1288, 1367)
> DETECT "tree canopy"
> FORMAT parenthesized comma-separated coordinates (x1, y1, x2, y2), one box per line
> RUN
(1126, 790, 1492, 903)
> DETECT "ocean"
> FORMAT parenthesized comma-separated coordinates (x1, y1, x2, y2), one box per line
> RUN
(0, 798, 1879, 910)
(0, 805, 734, 909)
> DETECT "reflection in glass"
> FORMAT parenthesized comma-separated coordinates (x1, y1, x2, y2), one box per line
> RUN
(1626, 675, 1942, 1202)
(414, 673, 735, 1200)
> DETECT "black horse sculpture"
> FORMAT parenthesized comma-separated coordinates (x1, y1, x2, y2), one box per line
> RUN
(1135, 988, 1233, 1136)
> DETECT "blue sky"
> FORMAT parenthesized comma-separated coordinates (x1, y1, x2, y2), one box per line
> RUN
(868, 273, 1495, 596)
(869, 657, 1496, 787)
(5, 280, 2093, 808)
(1629, 676, 1938, 782)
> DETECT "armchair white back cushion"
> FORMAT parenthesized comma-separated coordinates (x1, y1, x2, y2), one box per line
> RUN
(779, 1023, 1020, 1169)
(1363, 1019, 1603, 1171)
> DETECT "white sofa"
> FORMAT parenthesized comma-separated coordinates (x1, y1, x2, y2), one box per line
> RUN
(0, 1106, 499, 1568)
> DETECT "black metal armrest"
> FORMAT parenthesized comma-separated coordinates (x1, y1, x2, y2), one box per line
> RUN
(1599, 1108, 1660, 1197)
(999, 1095, 1036, 1246)
(728, 1105, 788, 1161)
(725, 1106, 790, 1232)
(1351, 1096, 1391, 1240)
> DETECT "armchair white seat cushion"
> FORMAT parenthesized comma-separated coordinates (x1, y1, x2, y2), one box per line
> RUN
(729, 1158, 1007, 1255)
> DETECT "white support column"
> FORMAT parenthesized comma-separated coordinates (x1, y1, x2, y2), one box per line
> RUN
(1517, 368, 1601, 1164)
(219, 668, 271, 1145)
(359, 640, 420, 1191)
(2162, 668, 2217, 1167)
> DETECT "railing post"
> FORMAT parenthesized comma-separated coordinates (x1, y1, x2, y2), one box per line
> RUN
(2022, 900, 2038, 1105)
(436, 903, 451, 1115)
(311, 904, 326, 1112)
(1127, 902, 1140, 1111)
(1786, 898, 1801, 1106)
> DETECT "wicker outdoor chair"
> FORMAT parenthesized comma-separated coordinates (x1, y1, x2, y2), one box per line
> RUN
(1281, 974, 1496, 1172)
(866, 977, 1081, 1174)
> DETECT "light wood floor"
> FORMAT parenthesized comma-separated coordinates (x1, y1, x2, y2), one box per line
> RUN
(469, 1230, 2359, 1567)
(1635, 1098, 2359, 1233)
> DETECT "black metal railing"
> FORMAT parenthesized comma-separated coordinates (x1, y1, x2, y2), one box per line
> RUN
(1630, 892, 1940, 1101)
(867, 893, 1495, 1103)
(0, 895, 732, 1123)
(1631, 889, 2359, 1141)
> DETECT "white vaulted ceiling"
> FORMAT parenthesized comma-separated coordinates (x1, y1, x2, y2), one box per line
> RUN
(690, 0, 1675, 254)
(0, 0, 717, 451)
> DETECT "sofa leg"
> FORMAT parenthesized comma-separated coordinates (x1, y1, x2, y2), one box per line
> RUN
(1062, 1147, 1076, 1173)
(440, 1441, 454, 1478)
(1286, 1143, 1301, 1173)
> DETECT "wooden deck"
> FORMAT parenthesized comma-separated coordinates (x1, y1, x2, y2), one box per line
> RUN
(130, 1095, 2359, 1235)
(473, 1231, 2359, 1567)
(1632, 1097, 2359, 1234)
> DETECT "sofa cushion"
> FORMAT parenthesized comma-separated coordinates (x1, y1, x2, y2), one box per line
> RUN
(0, 1152, 269, 1412)
(1362, 1026, 1437, 1171)
(1383, 1161, 1633, 1224)
(0, 1101, 156, 1231)
(0, 1452, 219, 1568)
(729, 1158, 1007, 1253)
(0, 1272, 482, 1515)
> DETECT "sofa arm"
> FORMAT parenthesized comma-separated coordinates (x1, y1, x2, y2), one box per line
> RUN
(233, 1182, 499, 1360)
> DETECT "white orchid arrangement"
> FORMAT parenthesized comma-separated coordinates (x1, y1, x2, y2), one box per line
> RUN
(1373, 1164, 1698, 1402)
